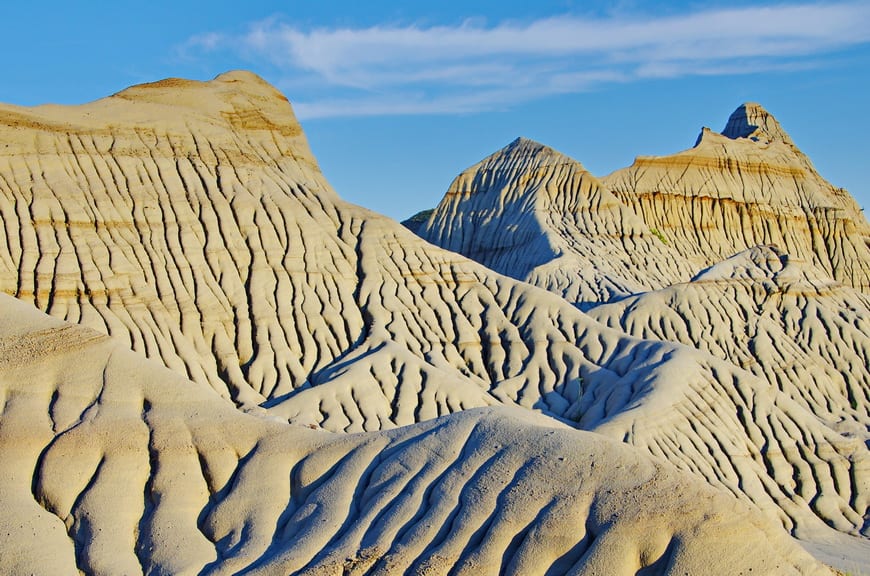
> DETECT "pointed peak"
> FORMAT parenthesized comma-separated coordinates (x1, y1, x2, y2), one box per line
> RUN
(722, 102, 794, 146)
(693, 126, 716, 147)
(505, 136, 556, 153)
(495, 137, 582, 166)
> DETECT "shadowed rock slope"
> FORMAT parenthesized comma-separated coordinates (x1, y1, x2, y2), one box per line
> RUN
(603, 103, 870, 292)
(0, 74, 867, 568)
(417, 137, 696, 306)
(0, 294, 830, 575)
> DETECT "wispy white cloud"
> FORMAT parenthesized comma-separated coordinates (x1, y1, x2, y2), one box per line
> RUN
(184, 2, 870, 118)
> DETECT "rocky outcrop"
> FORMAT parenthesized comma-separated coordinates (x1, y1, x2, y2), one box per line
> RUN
(0, 72, 720, 437)
(0, 295, 830, 575)
(1, 72, 624, 428)
(603, 103, 870, 292)
(417, 137, 696, 306)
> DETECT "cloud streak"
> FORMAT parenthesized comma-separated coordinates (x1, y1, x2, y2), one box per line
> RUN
(185, 2, 870, 118)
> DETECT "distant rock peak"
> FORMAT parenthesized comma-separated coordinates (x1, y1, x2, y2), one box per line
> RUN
(485, 137, 590, 177)
(502, 136, 562, 156)
(722, 102, 794, 146)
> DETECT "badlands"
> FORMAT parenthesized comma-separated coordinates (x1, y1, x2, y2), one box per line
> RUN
(0, 71, 867, 574)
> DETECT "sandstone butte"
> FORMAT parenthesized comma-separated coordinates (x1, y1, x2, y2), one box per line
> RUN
(0, 71, 866, 574)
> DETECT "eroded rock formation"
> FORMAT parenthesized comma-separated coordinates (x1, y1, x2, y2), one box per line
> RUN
(0, 74, 867, 572)
(589, 245, 870, 441)
(0, 294, 830, 575)
(604, 103, 870, 292)
(417, 137, 696, 306)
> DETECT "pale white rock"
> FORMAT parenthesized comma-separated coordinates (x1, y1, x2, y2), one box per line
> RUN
(590, 244, 870, 445)
(408, 109, 869, 560)
(0, 294, 832, 575)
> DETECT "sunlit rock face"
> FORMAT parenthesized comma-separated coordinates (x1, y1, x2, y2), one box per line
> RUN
(0, 74, 867, 573)
(409, 102, 870, 563)
(416, 104, 870, 307)
(603, 103, 870, 292)
(0, 71, 652, 430)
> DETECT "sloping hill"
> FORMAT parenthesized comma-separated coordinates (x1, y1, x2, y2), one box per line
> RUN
(0, 72, 694, 430)
(0, 294, 830, 575)
(0, 74, 867, 566)
(414, 104, 870, 307)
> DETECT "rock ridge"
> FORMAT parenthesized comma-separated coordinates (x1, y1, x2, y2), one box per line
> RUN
(604, 103, 870, 291)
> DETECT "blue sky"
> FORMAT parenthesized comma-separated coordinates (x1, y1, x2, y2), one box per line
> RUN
(2, 1, 869, 219)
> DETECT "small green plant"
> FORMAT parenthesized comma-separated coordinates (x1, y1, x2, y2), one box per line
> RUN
(649, 228, 668, 244)
(407, 208, 434, 223)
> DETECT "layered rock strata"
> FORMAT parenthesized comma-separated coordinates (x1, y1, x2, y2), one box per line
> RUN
(417, 137, 696, 306)
(603, 103, 870, 292)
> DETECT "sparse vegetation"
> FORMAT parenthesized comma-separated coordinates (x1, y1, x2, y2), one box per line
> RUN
(650, 227, 668, 244)
(407, 208, 434, 223)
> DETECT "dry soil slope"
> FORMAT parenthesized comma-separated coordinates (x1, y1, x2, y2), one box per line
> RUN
(588, 245, 870, 441)
(0, 293, 830, 576)
(0, 74, 867, 558)
(602, 103, 870, 292)
(417, 137, 696, 306)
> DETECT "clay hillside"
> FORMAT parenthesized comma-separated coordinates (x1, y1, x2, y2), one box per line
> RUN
(0, 294, 828, 575)
(605, 103, 870, 292)
(0, 72, 867, 574)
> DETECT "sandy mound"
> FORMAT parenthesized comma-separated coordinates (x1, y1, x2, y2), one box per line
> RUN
(0, 293, 830, 575)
